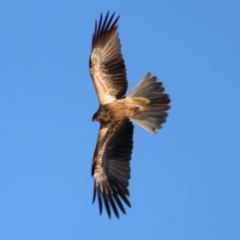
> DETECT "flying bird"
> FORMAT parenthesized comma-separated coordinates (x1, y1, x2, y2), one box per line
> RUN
(89, 12, 171, 219)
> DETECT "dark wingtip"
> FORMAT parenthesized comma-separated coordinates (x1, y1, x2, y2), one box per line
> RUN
(93, 181, 131, 218)
(103, 194, 111, 219)
(96, 11, 120, 32)
(92, 11, 120, 49)
(97, 191, 103, 215)
(92, 184, 96, 204)
(108, 196, 120, 219)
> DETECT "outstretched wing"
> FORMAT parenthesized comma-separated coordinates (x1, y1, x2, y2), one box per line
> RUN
(92, 120, 133, 218)
(90, 12, 128, 105)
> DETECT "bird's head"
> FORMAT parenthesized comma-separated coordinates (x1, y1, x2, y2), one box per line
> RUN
(92, 106, 103, 122)
(92, 105, 110, 123)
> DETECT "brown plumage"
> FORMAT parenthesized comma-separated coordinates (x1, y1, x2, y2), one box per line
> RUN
(90, 12, 171, 219)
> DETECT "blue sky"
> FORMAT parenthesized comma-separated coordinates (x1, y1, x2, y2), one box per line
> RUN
(1, 0, 240, 239)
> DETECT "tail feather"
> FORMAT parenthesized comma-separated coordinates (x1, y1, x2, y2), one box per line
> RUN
(127, 72, 170, 134)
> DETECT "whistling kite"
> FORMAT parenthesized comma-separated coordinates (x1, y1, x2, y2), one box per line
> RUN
(90, 12, 171, 218)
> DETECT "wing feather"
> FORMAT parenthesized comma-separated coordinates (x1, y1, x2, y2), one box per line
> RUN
(90, 12, 128, 104)
(92, 120, 133, 218)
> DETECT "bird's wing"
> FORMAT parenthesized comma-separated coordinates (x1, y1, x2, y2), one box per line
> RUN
(90, 12, 128, 105)
(92, 120, 133, 218)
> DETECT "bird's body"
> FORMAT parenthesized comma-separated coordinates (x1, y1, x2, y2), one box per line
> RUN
(93, 97, 150, 123)
(89, 12, 171, 218)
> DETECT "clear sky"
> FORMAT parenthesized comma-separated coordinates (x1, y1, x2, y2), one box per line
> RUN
(1, 0, 240, 239)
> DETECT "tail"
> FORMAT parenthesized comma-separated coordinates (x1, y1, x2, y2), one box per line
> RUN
(127, 72, 171, 134)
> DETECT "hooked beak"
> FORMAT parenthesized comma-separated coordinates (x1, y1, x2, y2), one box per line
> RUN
(92, 113, 97, 122)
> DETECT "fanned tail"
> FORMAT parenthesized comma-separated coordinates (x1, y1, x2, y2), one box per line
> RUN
(127, 72, 171, 134)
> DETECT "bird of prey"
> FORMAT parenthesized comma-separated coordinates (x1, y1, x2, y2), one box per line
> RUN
(89, 12, 171, 219)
